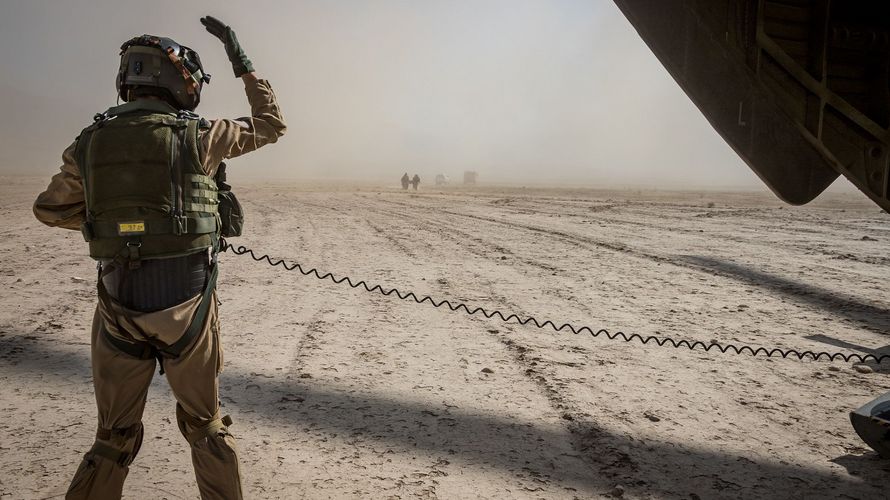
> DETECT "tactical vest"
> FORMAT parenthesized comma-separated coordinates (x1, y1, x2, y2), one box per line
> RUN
(76, 100, 219, 261)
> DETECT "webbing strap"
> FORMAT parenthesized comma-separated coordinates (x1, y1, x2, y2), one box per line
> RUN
(90, 442, 131, 466)
(95, 263, 156, 357)
(186, 414, 233, 446)
(87, 216, 218, 238)
(100, 326, 156, 360)
(162, 262, 218, 357)
(183, 201, 219, 213)
(185, 173, 217, 189)
(96, 423, 142, 441)
(91, 422, 143, 467)
(168, 120, 187, 239)
(96, 260, 217, 360)
(189, 188, 219, 200)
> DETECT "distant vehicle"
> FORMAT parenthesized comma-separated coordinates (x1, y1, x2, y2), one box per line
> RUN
(435, 174, 449, 186)
(463, 171, 478, 185)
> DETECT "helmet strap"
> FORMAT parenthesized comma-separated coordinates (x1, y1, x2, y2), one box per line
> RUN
(165, 47, 199, 96)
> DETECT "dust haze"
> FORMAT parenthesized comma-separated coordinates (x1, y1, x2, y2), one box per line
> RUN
(0, 0, 847, 191)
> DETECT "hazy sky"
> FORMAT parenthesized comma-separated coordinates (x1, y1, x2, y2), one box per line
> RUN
(1, 0, 793, 189)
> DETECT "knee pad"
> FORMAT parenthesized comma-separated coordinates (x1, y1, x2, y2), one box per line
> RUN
(176, 403, 234, 446)
(89, 422, 144, 467)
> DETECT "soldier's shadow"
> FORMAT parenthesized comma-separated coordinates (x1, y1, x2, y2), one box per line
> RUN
(1, 333, 887, 497)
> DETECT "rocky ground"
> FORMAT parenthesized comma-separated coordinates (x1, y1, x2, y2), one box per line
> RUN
(1, 177, 889, 499)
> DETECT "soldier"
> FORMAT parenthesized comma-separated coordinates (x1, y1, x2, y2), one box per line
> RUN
(401, 172, 410, 190)
(411, 173, 420, 190)
(33, 16, 286, 500)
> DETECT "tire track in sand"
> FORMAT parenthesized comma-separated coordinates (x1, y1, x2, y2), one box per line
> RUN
(368, 196, 890, 334)
(345, 195, 626, 482)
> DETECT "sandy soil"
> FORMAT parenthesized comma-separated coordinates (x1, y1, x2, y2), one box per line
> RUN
(1, 177, 889, 499)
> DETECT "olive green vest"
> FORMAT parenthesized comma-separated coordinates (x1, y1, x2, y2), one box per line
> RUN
(76, 100, 219, 261)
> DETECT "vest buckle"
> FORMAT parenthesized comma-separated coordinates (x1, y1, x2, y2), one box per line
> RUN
(173, 215, 187, 235)
(126, 242, 142, 269)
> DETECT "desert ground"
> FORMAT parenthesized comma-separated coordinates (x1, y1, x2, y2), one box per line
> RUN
(2, 176, 890, 499)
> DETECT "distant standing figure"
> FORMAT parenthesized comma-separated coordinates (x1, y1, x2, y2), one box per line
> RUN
(411, 174, 420, 190)
(401, 172, 410, 190)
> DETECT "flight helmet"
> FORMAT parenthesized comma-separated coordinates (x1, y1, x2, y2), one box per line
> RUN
(117, 34, 211, 110)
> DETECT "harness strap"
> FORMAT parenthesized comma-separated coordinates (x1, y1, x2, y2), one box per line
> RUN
(97, 260, 218, 361)
(90, 442, 133, 466)
(172, 120, 187, 235)
(100, 326, 157, 360)
(185, 414, 234, 446)
(90, 422, 144, 467)
(163, 261, 218, 357)
(96, 423, 143, 441)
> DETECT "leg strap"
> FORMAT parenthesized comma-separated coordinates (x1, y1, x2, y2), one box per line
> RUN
(97, 276, 160, 362)
(90, 442, 133, 467)
(185, 415, 233, 446)
(160, 262, 218, 358)
(176, 404, 233, 446)
(100, 326, 165, 374)
(90, 423, 144, 467)
(95, 423, 142, 441)
(100, 327, 157, 360)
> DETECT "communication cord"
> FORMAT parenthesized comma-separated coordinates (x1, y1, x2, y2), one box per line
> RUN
(220, 240, 890, 364)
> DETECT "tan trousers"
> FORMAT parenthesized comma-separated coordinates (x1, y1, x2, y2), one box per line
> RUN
(65, 293, 242, 500)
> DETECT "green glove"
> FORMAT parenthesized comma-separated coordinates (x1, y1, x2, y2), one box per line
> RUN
(200, 15, 254, 78)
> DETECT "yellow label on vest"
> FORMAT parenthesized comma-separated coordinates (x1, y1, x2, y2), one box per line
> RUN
(118, 222, 146, 235)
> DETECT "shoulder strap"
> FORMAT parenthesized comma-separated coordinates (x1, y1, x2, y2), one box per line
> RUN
(184, 114, 202, 169)
(170, 116, 190, 235)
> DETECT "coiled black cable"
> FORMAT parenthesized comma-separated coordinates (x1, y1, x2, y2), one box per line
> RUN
(220, 240, 890, 364)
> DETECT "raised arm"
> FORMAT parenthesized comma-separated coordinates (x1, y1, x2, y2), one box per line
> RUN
(199, 15, 286, 174)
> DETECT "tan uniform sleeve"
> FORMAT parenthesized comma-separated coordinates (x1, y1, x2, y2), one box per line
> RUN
(200, 78, 286, 175)
(33, 142, 85, 231)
